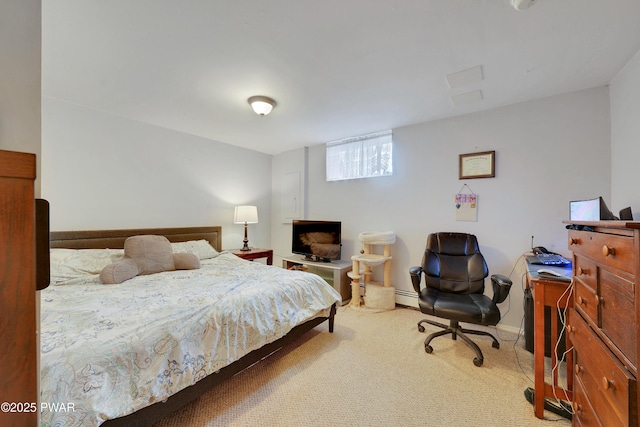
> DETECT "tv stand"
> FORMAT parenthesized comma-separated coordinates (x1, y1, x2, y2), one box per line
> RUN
(282, 256, 351, 305)
(303, 255, 332, 263)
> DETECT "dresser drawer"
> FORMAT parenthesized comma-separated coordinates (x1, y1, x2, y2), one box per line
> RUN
(574, 276, 598, 325)
(573, 376, 603, 427)
(574, 255, 597, 292)
(568, 230, 635, 274)
(571, 310, 637, 427)
(600, 269, 637, 367)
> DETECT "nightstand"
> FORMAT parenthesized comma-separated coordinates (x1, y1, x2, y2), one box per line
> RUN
(228, 248, 273, 265)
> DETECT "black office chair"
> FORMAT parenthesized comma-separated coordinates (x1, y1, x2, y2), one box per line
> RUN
(409, 232, 512, 366)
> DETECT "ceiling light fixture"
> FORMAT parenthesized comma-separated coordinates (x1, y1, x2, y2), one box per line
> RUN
(248, 96, 276, 116)
(511, 0, 537, 11)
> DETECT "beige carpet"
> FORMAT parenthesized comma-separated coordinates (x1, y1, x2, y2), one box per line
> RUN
(153, 306, 572, 427)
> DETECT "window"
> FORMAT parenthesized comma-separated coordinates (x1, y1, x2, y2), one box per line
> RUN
(326, 130, 393, 181)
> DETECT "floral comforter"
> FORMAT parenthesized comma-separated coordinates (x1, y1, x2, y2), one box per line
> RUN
(40, 252, 341, 426)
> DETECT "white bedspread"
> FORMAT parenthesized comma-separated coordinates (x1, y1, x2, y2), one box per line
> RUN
(40, 252, 341, 426)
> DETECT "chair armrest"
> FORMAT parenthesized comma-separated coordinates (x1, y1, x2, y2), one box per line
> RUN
(409, 266, 423, 293)
(490, 274, 512, 304)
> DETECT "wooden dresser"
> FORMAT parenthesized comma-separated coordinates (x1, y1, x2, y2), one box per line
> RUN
(565, 221, 639, 426)
(0, 150, 37, 426)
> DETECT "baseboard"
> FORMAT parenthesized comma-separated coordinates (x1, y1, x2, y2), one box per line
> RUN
(394, 288, 418, 308)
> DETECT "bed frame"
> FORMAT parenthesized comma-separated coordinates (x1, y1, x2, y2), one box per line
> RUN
(49, 226, 336, 427)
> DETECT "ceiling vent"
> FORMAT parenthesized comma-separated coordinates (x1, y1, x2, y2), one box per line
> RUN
(446, 65, 484, 89)
(451, 90, 483, 107)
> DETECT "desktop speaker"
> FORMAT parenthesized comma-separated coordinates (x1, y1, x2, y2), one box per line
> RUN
(620, 207, 633, 220)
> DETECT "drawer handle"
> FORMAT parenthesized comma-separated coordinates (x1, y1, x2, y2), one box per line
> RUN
(574, 363, 583, 374)
(577, 296, 587, 306)
(576, 266, 589, 276)
(569, 237, 579, 246)
(566, 325, 575, 334)
(572, 402, 581, 413)
(602, 376, 614, 390)
(602, 245, 616, 257)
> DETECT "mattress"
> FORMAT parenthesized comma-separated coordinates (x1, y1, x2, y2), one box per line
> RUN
(40, 252, 341, 426)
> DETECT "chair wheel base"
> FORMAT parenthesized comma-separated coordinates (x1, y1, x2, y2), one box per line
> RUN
(417, 318, 500, 366)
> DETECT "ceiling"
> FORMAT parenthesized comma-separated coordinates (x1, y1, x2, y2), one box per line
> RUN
(42, 1, 640, 155)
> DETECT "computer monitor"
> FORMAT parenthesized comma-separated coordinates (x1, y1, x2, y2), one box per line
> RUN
(569, 197, 618, 221)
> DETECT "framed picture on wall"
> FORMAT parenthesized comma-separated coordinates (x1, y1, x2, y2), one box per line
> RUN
(459, 150, 495, 179)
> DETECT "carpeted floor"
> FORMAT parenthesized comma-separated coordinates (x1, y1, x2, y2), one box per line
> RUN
(153, 306, 572, 427)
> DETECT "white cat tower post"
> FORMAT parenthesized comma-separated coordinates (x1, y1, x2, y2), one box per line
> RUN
(348, 231, 396, 312)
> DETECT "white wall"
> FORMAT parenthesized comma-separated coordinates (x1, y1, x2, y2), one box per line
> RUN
(270, 147, 307, 259)
(0, 0, 41, 194)
(610, 48, 640, 218)
(41, 97, 272, 251)
(273, 86, 611, 330)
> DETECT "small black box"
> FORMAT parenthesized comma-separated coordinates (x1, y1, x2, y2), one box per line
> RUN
(524, 288, 567, 357)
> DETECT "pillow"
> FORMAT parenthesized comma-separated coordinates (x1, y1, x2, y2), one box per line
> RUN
(173, 252, 201, 270)
(124, 235, 175, 275)
(50, 248, 125, 284)
(170, 239, 219, 260)
(99, 259, 139, 285)
(98, 235, 204, 284)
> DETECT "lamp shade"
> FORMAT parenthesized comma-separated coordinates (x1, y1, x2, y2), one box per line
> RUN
(234, 205, 258, 224)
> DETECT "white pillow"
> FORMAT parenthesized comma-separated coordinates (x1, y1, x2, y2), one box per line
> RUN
(170, 240, 219, 260)
(50, 248, 124, 284)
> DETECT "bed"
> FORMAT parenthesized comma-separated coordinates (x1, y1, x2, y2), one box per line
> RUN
(40, 226, 340, 427)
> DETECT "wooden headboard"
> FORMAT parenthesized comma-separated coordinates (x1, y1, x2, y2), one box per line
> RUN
(50, 226, 223, 252)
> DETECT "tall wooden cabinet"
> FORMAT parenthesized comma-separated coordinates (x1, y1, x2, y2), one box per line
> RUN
(0, 150, 37, 426)
(566, 221, 639, 426)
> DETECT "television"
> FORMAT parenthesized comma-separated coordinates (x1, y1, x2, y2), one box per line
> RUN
(292, 220, 341, 262)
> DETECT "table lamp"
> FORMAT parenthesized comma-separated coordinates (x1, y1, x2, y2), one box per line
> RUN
(234, 205, 258, 251)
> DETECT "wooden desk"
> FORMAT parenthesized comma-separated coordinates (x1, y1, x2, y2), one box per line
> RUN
(229, 248, 273, 265)
(526, 262, 573, 419)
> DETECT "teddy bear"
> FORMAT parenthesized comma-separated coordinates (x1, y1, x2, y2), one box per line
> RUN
(99, 234, 200, 284)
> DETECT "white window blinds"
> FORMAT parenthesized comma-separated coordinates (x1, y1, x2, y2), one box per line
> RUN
(326, 130, 393, 181)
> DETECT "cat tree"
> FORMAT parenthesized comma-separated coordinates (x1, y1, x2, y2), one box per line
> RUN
(348, 231, 396, 311)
